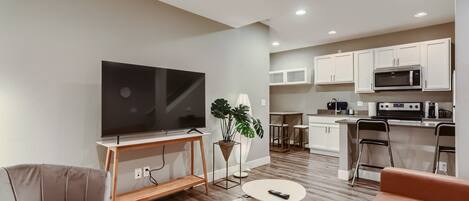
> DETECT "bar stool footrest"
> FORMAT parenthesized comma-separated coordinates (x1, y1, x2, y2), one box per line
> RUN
(359, 164, 385, 170)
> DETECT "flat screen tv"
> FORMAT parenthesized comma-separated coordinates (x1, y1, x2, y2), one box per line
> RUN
(101, 61, 206, 137)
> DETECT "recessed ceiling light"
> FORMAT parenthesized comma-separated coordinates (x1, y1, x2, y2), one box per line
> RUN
(414, 12, 428, 18)
(272, 41, 280, 46)
(328, 30, 337, 35)
(295, 9, 306, 16)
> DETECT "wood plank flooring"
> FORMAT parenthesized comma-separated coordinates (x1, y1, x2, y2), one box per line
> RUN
(157, 150, 379, 201)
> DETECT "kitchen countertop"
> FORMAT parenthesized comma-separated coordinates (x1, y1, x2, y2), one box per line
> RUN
(307, 114, 369, 118)
(335, 118, 453, 128)
(270, 112, 303, 115)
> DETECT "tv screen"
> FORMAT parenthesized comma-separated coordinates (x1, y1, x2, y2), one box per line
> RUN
(101, 61, 206, 137)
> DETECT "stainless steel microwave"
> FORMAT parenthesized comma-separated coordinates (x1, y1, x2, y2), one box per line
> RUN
(374, 66, 422, 91)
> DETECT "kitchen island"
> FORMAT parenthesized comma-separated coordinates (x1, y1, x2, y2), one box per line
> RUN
(336, 117, 454, 181)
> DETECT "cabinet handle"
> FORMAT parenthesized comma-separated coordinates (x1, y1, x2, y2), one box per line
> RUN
(393, 58, 396, 66)
(333, 75, 336, 82)
(425, 80, 428, 88)
(325, 127, 328, 133)
(397, 58, 400, 66)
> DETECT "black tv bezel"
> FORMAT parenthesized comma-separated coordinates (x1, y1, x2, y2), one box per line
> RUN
(100, 60, 206, 138)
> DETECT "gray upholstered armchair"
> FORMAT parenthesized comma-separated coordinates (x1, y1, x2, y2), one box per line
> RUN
(0, 164, 110, 201)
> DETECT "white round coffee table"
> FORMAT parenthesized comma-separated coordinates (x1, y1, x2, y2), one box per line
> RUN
(242, 179, 306, 201)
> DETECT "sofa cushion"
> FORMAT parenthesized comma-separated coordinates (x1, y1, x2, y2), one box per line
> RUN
(374, 192, 422, 201)
(0, 168, 16, 201)
(1, 164, 109, 201)
(379, 168, 469, 201)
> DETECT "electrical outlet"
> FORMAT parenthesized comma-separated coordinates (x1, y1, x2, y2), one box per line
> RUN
(134, 168, 142, 179)
(143, 166, 151, 177)
(261, 99, 267, 106)
(357, 101, 364, 107)
(438, 161, 448, 172)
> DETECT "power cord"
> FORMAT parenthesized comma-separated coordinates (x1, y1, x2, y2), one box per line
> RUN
(148, 130, 168, 185)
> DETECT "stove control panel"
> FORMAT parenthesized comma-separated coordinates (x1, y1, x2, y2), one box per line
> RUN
(378, 102, 422, 111)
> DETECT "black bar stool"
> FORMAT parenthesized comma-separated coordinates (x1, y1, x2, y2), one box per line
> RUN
(293, 125, 308, 149)
(433, 122, 455, 174)
(351, 119, 394, 186)
(269, 124, 289, 148)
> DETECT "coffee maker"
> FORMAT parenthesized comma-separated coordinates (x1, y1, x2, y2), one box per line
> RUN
(424, 101, 439, 119)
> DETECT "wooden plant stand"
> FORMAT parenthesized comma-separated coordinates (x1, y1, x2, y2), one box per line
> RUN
(97, 133, 210, 201)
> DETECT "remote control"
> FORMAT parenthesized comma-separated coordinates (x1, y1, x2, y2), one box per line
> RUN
(268, 190, 290, 200)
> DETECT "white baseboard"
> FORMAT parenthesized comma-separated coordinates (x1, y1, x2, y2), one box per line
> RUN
(359, 169, 380, 182)
(309, 149, 339, 157)
(338, 169, 350, 180)
(337, 169, 380, 182)
(200, 156, 271, 182)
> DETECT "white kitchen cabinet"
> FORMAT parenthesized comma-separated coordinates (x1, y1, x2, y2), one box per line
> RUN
(327, 126, 340, 152)
(421, 38, 452, 91)
(269, 71, 285, 85)
(354, 49, 375, 93)
(314, 55, 335, 84)
(308, 123, 328, 151)
(396, 43, 421, 66)
(308, 116, 341, 156)
(374, 47, 396, 69)
(285, 68, 310, 84)
(314, 52, 353, 84)
(269, 68, 311, 86)
(374, 43, 421, 69)
(333, 52, 354, 83)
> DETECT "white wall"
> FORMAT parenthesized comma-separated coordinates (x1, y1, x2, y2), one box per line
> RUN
(455, 0, 469, 179)
(0, 0, 270, 192)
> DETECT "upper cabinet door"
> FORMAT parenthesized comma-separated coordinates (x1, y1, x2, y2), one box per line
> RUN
(269, 71, 285, 85)
(396, 43, 421, 66)
(285, 68, 310, 84)
(374, 47, 396, 69)
(354, 50, 374, 93)
(333, 53, 354, 83)
(314, 55, 334, 84)
(421, 38, 452, 91)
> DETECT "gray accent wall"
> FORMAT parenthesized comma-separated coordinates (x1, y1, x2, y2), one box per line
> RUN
(270, 23, 454, 120)
(455, 0, 469, 179)
(0, 0, 270, 193)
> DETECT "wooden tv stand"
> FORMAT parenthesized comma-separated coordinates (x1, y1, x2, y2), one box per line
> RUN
(96, 133, 210, 201)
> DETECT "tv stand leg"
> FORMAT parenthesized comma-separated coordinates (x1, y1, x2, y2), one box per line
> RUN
(116, 136, 120, 144)
(199, 137, 209, 195)
(105, 148, 112, 171)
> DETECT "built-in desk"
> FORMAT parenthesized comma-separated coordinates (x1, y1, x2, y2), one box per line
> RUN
(335, 118, 455, 181)
(96, 133, 210, 201)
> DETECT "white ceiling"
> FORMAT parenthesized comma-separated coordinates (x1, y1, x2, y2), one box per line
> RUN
(161, 0, 455, 53)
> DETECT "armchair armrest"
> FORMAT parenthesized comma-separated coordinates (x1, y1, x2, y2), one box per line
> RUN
(380, 167, 469, 201)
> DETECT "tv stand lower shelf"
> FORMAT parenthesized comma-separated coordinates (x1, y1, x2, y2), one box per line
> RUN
(116, 175, 205, 201)
(97, 133, 210, 201)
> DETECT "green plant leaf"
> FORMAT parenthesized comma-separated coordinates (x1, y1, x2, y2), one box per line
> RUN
(210, 98, 231, 119)
(252, 117, 264, 139)
(232, 104, 250, 123)
(235, 121, 255, 138)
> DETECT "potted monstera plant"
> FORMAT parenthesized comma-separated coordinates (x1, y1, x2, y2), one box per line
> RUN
(211, 98, 264, 162)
